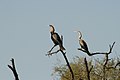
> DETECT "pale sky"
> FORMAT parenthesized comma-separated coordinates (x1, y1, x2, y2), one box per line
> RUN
(0, 0, 120, 80)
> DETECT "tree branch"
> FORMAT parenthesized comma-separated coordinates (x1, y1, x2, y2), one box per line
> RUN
(78, 42, 115, 56)
(84, 58, 93, 80)
(46, 49, 60, 56)
(115, 62, 120, 68)
(60, 50, 74, 80)
(46, 49, 74, 80)
(8, 58, 19, 80)
(46, 35, 64, 56)
(47, 35, 74, 80)
(103, 54, 109, 80)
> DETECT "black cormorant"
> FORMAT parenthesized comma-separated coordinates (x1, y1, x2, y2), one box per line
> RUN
(48, 25, 65, 52)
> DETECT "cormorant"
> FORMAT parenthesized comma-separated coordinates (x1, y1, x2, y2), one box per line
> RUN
(75, 31, 89, 53)
(48, 25, 65, 53)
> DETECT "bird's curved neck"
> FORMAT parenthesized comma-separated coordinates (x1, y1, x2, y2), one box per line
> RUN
(51, 31, 54, 35)
(79, 34, 82, 39)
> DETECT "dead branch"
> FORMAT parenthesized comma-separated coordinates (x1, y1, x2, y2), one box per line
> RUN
(46, 49, 60, 56)
(79, 42, 115, 80)
(46, 35, 64, 56)
(47, 35, 74, 80)
(47, 45, 57, 54)
(78, 42, 115, 56)
(8, 58, 19, 80)
(103, 54, 109, 80)
(47, 49, 74, 80)
(84, 58, 93, 80)
(115, 61, 120, 68)
(60, 50, 74, 80)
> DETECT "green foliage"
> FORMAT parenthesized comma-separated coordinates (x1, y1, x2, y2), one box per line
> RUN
(52, 56, 120, 80)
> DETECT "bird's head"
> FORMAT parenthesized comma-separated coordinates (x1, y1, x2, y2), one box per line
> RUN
(49, 24, 55, 33)
(74, 30, 82, 39)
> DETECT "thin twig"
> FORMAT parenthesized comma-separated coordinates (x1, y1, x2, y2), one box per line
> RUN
(46, 49, 60, 56)
(115, 62, 120, 68)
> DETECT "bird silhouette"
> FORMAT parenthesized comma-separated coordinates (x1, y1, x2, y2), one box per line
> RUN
(48, 25, 65, 53)
(75, 31, 89, 53)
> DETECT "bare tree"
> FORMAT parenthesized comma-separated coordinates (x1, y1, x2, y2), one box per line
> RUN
(8, 58, 19, 80)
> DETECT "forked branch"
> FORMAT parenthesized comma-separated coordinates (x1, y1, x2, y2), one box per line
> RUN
(46, 49, 74, 80)
(78, 42, 115, 56)
(47, 35, 74, 80)
(8, 58, 19, 80)
(46, 49, 60, 56)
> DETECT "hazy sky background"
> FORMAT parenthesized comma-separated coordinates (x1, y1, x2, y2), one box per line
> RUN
(0, 0, 120, 80)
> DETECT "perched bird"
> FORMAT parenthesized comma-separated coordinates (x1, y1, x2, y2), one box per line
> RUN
(75, 31, 89, 53)
(48, 25, 65, 53)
